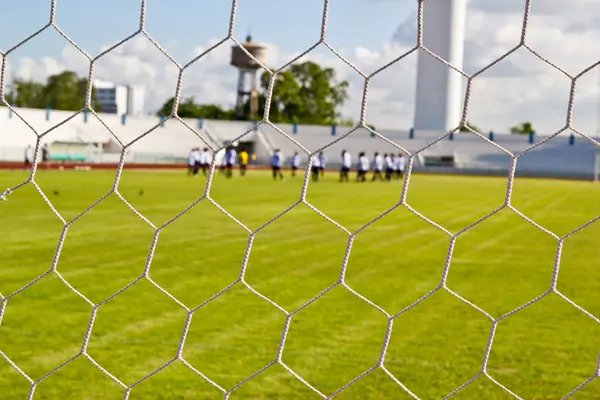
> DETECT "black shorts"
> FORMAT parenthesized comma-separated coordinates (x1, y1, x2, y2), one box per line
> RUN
(226, 162, 233, 168)
(272, 166, 280, 171)
(311, 166, 320, 173)
(341, 167, 350, 173)
(291, 166, 298, 171)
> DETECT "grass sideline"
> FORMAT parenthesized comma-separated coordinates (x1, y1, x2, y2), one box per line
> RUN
(0, 169, 599, 400)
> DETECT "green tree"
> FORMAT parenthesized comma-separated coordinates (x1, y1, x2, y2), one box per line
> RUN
(42, 71, 100, 111)
(257, 61, 349, 125)
(5, 80, 45, 108)
(156, 97, 178, 116)
(339, 118, 355, 127)
(157, 97, 235, 119)
(460, 121, 481, 132)
(510, 121, 534, 134)
(156, 60, 349, 125)
(254, 70, 301, 122)
(6, 71, 100, 111)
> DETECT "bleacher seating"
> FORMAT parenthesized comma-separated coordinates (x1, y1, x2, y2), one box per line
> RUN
(0, 106, 598, 179)
(257, 124, 599, 179)
(49, 153, 88, 162)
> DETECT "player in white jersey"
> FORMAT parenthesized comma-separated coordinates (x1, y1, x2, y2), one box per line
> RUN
(371, 152, 383, 181)
(384, 153, 394, 181)
(219, 149, 227, 174)
(194, 148, 204, 176)
(395, 153, 406, 179)
(318, 151, 326, 177)
(357, 152, 369, 182)
(290, 152, 300, 177)
(24, 145, 33, 170)
(199, 148, 210, 176)
(340, 150, 351, 182)
(311, 154, 321, 182)
(392, 153, 401, 180)
(187, 148, 199, 176)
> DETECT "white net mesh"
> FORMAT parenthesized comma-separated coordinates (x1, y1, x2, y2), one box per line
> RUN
(1, 0, 600, 399)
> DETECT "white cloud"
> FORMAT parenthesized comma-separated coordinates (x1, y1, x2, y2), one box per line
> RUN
(4, 2, 600, 135)
(469, 0, 600, 16)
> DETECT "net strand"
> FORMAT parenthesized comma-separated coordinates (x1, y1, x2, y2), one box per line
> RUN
(0, 0, 598, 398)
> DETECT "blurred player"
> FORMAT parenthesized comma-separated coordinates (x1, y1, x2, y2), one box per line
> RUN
(311, 154, 321, 182)
(24, 145, 33, 170)
(396, 153, 406, 179)
(187, 147, 198, 176)
(340, 150, 351, 182)
(239, 148, 249, 176)
(318, 151, 326, 177)
(271, 149, 284, 180)
(290, 151, 300, 177)
(225, 147, 237, 178)
(200, 148, 210, 176)
(371, 152, 383, 181)
(384, 153, 394, 181)
(357, 152, 369, 182)
(41, 143, 49, 169)
(193, 148, 203, 176)
(391, 153, 399, 180)
(219, 149, 227, 175)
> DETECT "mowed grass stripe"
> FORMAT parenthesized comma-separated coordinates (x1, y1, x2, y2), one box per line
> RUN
(0, 171, 598, 400)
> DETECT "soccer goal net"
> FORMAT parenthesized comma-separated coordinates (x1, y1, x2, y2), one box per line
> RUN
(1, 1, 600, 399)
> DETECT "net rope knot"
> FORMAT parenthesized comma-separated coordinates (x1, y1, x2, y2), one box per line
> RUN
(0, 188, 12, 201)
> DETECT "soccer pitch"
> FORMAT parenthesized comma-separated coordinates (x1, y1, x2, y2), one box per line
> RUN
(0, 169, 599, 400)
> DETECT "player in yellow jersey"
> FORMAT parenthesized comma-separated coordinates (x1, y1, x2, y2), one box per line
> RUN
(239, 149, 249, 176)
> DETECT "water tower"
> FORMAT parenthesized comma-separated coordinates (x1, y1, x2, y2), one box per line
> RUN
(230, 35, 268, 120)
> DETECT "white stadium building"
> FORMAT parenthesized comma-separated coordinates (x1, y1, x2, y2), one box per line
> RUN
(0, 106, 598, 181)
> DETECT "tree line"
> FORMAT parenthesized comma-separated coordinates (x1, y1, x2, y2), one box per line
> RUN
(157, 60, 353, 126)
(2, 62, 537, 132)
(461, 121, 535, 135)
(5, 71, 102, 111)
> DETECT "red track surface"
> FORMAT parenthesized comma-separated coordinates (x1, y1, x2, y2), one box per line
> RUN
(0, 162, 589, 182)
(0, 161, 269, 171)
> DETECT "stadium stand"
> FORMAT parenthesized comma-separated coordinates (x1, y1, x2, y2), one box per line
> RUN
(0, 106, 598, 179)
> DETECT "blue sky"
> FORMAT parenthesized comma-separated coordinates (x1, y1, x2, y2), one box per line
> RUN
(0, 0, 411, 61)
(3, 1, 598, 134)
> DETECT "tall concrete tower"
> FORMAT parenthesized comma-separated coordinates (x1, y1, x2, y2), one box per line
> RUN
(230, 35, 268, 120)
(413, 0, 467, 132)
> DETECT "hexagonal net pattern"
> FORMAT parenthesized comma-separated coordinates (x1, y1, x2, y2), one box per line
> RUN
(0, 0, 599, 399)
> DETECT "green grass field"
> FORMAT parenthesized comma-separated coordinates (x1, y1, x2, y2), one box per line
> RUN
(0, 169, 599, 400)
